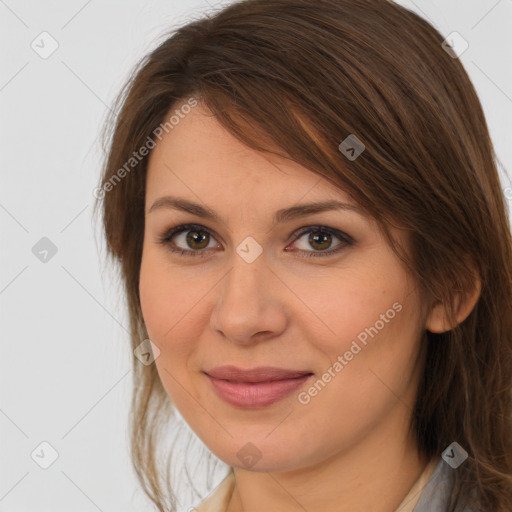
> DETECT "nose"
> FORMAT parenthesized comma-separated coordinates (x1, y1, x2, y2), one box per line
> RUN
(209, 247, 288, 346)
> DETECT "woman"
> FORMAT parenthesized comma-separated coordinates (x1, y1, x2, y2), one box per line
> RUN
(94, 0, 512, 511)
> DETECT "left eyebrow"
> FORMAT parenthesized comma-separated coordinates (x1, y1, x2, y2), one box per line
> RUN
(148, 196, 364, 226)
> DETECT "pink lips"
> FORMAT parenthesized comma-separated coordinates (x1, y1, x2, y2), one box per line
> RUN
(204, 365, 314, 408)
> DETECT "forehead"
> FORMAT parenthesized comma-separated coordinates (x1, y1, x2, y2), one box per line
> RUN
(145, 102, 357, 208)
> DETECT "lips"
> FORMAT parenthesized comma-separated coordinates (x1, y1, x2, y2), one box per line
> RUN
(203, 365, 314, 408)
(204, 365, 313, 383)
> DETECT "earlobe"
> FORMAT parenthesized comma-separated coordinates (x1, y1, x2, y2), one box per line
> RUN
(426, 273, 482, 334)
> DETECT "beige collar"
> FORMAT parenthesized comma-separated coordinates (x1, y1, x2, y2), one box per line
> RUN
(394, 456, 440, 512)
(193, 469, 235, 512)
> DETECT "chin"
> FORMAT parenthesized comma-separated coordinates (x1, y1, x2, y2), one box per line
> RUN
(208, 437, 315, 473)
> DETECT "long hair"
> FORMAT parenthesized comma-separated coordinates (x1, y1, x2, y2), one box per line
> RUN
(93, 0, 512, 510)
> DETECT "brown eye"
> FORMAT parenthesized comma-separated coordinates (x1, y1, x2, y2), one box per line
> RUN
(158, 223, 353, 259)
(158, 223, 220, 257)
(184, 229, 210, 250)
(290, 226, 353, 257)
(307, 231, 333, 251)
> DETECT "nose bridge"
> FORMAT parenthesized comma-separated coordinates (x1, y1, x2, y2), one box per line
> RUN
(211, 241, 286, 344)
(225, 233, 268, 300)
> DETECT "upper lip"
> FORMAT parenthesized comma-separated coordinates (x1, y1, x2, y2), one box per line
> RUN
(204, 365, 313, 383)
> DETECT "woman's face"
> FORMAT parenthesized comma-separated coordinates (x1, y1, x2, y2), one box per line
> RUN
(139, 101, 428, 472)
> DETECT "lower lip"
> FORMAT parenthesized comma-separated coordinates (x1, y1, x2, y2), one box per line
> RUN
(206, 374, 313, 408)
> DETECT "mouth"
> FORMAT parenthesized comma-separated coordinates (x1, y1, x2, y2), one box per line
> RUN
(203, 366, 314, 408)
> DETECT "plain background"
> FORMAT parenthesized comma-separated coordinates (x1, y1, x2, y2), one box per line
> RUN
(1, 1, 511, 511)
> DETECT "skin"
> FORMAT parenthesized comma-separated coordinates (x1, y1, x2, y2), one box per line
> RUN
(139, 100, 479, 512)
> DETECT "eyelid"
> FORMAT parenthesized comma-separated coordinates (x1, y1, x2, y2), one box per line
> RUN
(291, 225, 354, 245)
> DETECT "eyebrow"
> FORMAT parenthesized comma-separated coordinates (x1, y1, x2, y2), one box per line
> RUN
(148, 196, 363, 225)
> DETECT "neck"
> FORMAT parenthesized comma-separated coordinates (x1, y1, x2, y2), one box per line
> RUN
(225, 408, 430, 512)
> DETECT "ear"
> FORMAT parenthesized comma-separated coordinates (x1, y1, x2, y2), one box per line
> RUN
(426, 269, 482, 334)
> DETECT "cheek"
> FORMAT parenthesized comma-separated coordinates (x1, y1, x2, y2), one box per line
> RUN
(139, 250, 213, 362)
(291, 272, 422, 453)
(139, 253, 201, 409)
(294, 264, 411, 354)
(139, 254, 168, 341)
(293, 261, 422, 406)
(139, 252, 181, 352)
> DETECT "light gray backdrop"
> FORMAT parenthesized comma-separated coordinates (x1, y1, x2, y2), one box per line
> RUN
(1, 1, 511, 511)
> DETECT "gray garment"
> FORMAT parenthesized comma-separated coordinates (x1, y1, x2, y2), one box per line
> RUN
(413, 459, 478, 512)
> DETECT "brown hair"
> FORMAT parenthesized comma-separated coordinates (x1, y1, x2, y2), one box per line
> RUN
(93, 0, 512, 510)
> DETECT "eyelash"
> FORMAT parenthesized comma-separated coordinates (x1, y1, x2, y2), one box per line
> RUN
(157, 223, 354, 259)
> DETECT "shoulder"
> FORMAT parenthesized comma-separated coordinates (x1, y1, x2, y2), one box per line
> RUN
(413, 458, 478, 512)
